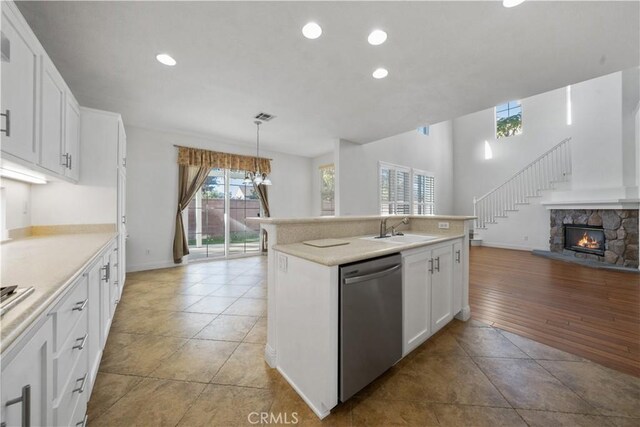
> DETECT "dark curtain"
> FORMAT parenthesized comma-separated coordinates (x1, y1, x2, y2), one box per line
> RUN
(253, 182, 270, 252)
(173, 164, 211, 263)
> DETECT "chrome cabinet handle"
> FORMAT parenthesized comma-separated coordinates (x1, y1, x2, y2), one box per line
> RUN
(68, 154, 72, 170)
(61, 153, 69, 168)
(5, 384, 30, 427)
(343, 264, 401, 285)
(122, 215, 126, 224)
(456, 250, 461, 263)
(72, 334, 88, 350)
(75, 415, 88, 427)
(72, 299, 88, 312)
(435, 257, 440, 272)
(428, 258, 433, 274)
(1, 109, 10, 137)
(73, 374, 87, 394)
(101, 263, 111, 282)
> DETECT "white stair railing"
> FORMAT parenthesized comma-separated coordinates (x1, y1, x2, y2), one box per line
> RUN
(473, 137, 572, 229)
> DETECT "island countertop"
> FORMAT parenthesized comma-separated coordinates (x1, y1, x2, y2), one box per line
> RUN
(248, 214, 476, 225)
(1, 231, 117, 353)
(273, 232, 465, 266)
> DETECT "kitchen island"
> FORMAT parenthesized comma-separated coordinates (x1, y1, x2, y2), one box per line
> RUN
(250, 215, 475, 419)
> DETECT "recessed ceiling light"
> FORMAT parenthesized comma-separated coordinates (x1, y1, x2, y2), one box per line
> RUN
(503, 0, 526, 8)
(302, 22, 322, 39)
(156, 53, 176, 66)
(372, 68, 388, 79)
(368, 30, 387, 46)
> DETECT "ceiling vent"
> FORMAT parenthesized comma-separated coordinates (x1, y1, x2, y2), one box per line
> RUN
(254, 112, 276, 122)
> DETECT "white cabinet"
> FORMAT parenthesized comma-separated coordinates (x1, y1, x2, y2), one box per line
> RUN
(0, 317, 54, 427)
(39, 56, 66, 175)
(430, 244, 453, 334)
(87, 257, 104, 393)
(402, 250, 431, 355)
(402, 238, 462, 355)
(452, 241, 463, 316)
(0, 2, 39, 163)
(64, 95, 81, 182)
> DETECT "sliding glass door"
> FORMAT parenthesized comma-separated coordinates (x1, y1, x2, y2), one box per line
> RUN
(186, 168, 260, 260)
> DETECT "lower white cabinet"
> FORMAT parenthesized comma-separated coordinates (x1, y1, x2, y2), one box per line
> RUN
(1, 238, 119, 427)
(402, 238, 463, 355)
(0, 317, 54, 427)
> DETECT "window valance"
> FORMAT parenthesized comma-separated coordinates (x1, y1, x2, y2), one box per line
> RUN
(176, 146, 271, 174)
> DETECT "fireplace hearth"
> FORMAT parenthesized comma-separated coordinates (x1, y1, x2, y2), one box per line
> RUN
(564, 225, 605, 256)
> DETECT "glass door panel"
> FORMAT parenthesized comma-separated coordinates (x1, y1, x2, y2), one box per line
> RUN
(187, 169, 226, 260)
(228, 171, 261, 256)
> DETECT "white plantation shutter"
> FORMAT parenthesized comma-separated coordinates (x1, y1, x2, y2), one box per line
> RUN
(379, 163, 435, 215)
(379, 162, 411, 215)
(413, 170, 435, 215)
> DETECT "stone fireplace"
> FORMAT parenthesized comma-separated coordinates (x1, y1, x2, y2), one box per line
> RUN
(550, 209, 639, 268)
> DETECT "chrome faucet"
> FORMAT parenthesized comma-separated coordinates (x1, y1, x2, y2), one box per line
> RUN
(378, 217, 409, 238)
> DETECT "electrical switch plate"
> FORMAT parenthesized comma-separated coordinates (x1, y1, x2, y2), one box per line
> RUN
(438, 222, 450, 229)
(278, 254, 288, 272)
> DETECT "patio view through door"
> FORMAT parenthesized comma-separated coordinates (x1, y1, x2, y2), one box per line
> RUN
(186, 168, 261, 260)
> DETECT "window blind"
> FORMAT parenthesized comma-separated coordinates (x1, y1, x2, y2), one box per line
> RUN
(379, 163, 411, 215)
(413, 170, 435, 215)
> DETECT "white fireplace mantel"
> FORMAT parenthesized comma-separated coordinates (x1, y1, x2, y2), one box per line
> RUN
(541, 199, 640, 210)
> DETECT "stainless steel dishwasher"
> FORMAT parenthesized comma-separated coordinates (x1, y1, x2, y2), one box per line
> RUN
(339, 253, 402, 401)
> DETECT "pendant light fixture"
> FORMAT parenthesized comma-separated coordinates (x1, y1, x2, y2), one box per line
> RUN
(243, 120, 272, 186)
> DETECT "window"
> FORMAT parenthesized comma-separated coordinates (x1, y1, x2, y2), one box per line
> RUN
(319, 164, 335, 216)
(379, 162, 433, 215)
(413, 170, 435, 215)
(496, 100, 522, 138)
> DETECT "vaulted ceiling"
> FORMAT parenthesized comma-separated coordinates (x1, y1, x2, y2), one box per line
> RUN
(17, 1, 640, 157)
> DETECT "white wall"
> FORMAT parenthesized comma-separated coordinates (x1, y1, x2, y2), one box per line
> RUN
(126, 126, 313, 271)
(452, 70, 635, 250)
(336, 121, 454, 216)
(310, 152, 334, 216)
(2, 179, 32, 231)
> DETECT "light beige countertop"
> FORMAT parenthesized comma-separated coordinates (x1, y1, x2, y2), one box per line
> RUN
(273, 232, 465, 266)
(248, 214, 476, 225)
(1, 232, 117, 353)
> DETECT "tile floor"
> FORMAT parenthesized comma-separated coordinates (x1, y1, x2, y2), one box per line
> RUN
(88, 256, 640, 426)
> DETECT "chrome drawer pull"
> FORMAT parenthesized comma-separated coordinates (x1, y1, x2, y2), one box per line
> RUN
(1, 109, 11, 137)
(75, 415, 88, 427)
(72, 374, 87, 394)
(72, 334, 88, 350)
(5, 384, 30, 427)
(456, 250, 461, 263)
(428, 258, 433, 274)
(72, 299, 88, 312)
(435, 256, 440, 272)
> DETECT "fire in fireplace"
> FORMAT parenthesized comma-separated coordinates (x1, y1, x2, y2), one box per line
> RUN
(564, 225, 605, 256)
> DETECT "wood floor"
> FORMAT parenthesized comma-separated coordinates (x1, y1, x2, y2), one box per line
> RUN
(469, 246, 640, 377)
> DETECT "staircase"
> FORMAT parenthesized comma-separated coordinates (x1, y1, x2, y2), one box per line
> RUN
(473, 138, 572, 230)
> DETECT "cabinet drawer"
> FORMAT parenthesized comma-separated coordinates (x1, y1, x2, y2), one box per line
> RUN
(54, 309, 88, 400)
(50, 276, 88, 352)
(54, 344, 88, 427)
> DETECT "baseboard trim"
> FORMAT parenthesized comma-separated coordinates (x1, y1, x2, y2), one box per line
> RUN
(264, 344, 277, 368)
(126, 260, 178, 272)
(479, 241, 546, 252)
(456, 306, 471, 321)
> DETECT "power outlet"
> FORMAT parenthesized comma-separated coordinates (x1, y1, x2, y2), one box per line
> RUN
(278, 254, 288, 273)
(438, 222, 450, 229)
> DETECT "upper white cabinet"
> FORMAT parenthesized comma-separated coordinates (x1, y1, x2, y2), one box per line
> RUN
(64, 96, 81, 181)
(39, 56, 66, 175)
(0, 3, 39, 163)
(1, 0, 80, 183)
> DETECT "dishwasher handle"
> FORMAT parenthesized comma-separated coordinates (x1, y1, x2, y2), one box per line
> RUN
(343, 264, 401, 285)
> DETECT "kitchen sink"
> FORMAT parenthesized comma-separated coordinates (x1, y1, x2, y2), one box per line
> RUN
(360, 234, 441, 244)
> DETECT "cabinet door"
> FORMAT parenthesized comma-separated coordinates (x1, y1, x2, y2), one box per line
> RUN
(1, 317, 53, 427)
(431, 244, 453, 334)
(99, 254, 111, 349)
(118, 120, 126, 174)
(109, 246, 119, 316)
(0, 7, 39, 163)
(86, 258, 103, 393)
(117, 169, 127, 235)
(64, 95, 81, 181)
(39, 58, 65, 175)
(402, 250, 431, 355)
(452, 241, 463, 316)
